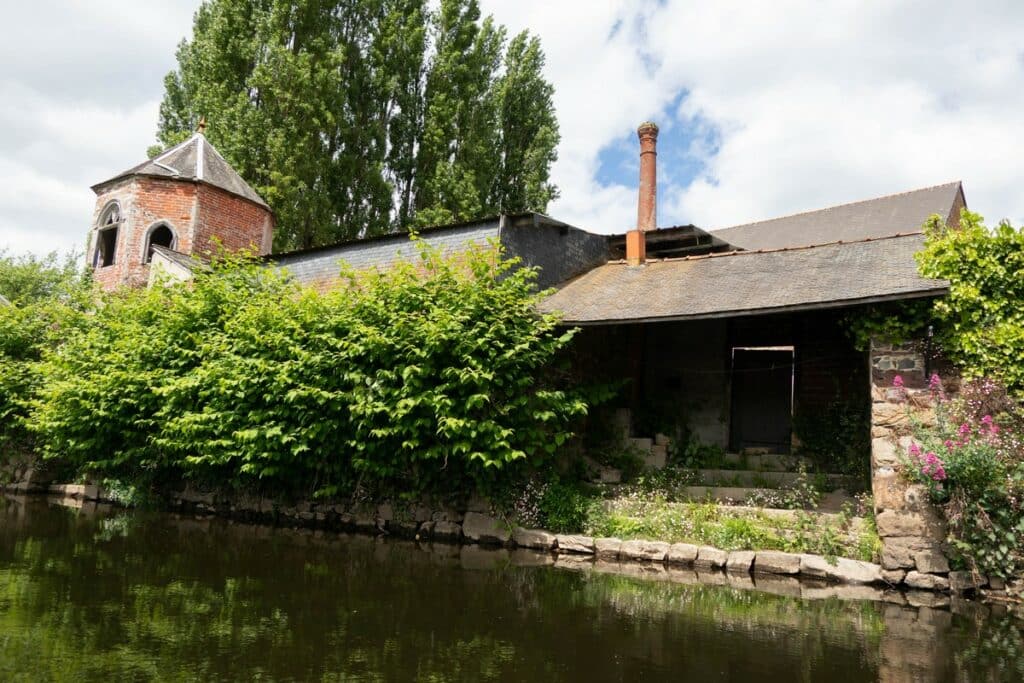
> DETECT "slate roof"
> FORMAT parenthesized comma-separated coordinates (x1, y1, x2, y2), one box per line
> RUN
(92, 133, 269, 209)
(150, 245, 210, 272)
(540, 234, 947, 325)
(710, 182, 962, 250)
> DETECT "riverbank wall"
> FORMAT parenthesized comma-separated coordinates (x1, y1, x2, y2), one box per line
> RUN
(8, 478, 1021, 604)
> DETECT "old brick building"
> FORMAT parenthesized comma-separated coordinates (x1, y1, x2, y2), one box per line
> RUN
(87, 129, 273, 290)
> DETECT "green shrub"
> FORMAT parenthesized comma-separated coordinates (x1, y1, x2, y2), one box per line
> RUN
(30, 241, 587, 500)
(0, 251, 90, 456)
(905, 377, 1024, 578)
(537, 481, 596, 533)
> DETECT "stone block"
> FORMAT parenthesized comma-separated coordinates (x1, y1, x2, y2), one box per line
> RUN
(726, 550, 755, 574)
(654, 433, 671, 446)
(905, 571, 950, 591)
(799, 554, 883, 584)
(620, 540, 670, 562)
(556, 534, 595, 554)
(594, 537, 622, 560)
(433, 520, 462, 541)
(880, 569, 906, 585)
(667, 543, 699, 565)
(694, 546, 728, 569)
(871, 437, 901, 468)
(906, 591, 951, 608)
(513, 528, 556, 550)
(644, 449, 667, 470)
(872, 402, 911, 430)
(948, 571, 985, 592)
(914, 549, 950, 574)
(872, 467, 906, 512)
(875, 510, 946, 539)
(462, 512, 510, 545)
(598, 467, 622, 484)
(754, 551, 801, 575)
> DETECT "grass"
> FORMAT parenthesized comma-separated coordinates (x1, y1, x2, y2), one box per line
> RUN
(583, 497, 880, 562)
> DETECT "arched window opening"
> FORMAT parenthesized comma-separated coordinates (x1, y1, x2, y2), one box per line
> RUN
(93, 202, 121, 268)
(145, 223, 176, 263)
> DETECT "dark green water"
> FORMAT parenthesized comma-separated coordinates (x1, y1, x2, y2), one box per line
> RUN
(0, 496, 1021, 682)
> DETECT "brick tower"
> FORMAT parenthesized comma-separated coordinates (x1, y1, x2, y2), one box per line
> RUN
(87, 128, 274, 289)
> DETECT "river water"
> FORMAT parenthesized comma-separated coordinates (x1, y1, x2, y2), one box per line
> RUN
(0, 496, 1020, 681)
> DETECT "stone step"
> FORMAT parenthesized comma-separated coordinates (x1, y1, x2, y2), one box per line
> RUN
(682, 486, 772, 503)
(695, 469, 857, 489)
(721, 453, 812, 471)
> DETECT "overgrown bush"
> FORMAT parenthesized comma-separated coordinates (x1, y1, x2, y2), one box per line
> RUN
(30, 241, 586, 500)
(904, 376, 1024, 579)
(0, 251, 90, 456)
(848, 210, 1024, 393)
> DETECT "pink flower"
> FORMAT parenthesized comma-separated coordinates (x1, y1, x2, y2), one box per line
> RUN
(928, 373, 942, 390)
(893, 375, 904, 388)
(908, 442, 922, 457)
(981, 415, 993, 426)
(943, 439, 955, 451)
(932, 466, 947, 481)
(958, 423, 971, 438)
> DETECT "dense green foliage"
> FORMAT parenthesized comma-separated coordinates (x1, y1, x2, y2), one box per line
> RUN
(916, 211, 1024, 392)
(157, 0, 560, 249)
(0, 252, 90, 453)
(905, 377, 1024, 579)
(848, 210, 1024, 393)
(24, 243, 583, 499)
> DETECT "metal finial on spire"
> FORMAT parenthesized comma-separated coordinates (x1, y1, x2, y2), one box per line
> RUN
(197, 116, 207, 134)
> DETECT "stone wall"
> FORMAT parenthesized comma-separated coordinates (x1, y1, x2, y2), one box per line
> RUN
(870, 339, 952, 589)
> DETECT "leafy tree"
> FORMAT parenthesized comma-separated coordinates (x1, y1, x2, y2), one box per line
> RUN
(492, 32, 560, 214)
(156, 0, 560, 249)
(916, 210, 1024, 392)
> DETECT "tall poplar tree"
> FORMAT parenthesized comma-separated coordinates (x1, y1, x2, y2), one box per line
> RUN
(156, 0, 559, 250)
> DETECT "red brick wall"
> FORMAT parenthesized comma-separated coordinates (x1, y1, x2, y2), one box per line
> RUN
(88, 177, 273, 290)
(193, 184, 273, 258)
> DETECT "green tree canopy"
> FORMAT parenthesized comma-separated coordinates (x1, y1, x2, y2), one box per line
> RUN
(156, 0, 560, 251)
(916, 210, 1024, 392)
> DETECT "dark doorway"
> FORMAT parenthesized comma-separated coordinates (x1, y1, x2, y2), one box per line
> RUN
(729, 347, 794, 454)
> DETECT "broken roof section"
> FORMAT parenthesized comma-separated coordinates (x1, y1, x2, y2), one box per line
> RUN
(91, 133, 270, 210)
(710, 182, 963, 250)
(540, 234, 948, 325)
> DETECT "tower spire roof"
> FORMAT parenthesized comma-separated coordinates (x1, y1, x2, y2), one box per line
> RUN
(91, 132, 269, 210)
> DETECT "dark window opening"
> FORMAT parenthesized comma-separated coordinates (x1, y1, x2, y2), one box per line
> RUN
(96, 227, 118, 267)
(93, 202, 122, 268)
(145, 224, 175, 263)
(729, 346, 795, 454)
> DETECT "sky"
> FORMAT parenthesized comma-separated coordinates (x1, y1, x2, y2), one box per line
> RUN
(3, 1, 1024, 257)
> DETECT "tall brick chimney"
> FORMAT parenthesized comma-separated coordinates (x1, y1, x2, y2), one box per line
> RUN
(627, 121, 659, 265)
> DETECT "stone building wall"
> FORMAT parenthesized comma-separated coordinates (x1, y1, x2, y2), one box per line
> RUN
(870, 339, 952, 590)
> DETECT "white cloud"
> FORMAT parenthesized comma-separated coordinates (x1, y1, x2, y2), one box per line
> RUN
(0, 1, 195, 257)
(3, 1, 1024, 257)
(484, 0, 1024, 232)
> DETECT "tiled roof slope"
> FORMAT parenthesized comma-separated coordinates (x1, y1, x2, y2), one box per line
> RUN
(92, 133, 269, 209)
(710, 182, 962, 250)
(540, 234, 947, 324)
(274, 219, 501, 288)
